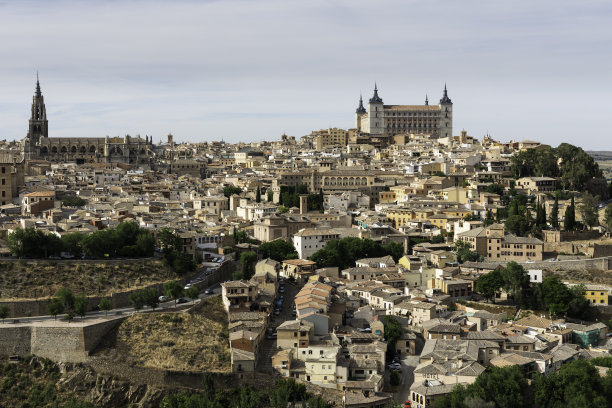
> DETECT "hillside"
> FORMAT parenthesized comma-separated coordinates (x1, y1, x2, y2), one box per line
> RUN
(0, 259, 176, 299)
(94, 296, 230, 373)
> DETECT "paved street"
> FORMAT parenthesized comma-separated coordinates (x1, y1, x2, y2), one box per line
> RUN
(396, 355, 420, 404)
(0, 286, 222, 325)
(257, 279, 299, 373)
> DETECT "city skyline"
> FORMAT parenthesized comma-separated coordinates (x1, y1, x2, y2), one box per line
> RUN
(1, 0, 611, 149)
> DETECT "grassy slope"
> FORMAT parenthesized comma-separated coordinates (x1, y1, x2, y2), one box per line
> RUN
(96, 296, 230, 373)
(0, 259, 175, 299)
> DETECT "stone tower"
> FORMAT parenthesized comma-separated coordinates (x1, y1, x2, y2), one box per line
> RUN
(355, 94, 366, 131)
(439, 84, 453, 138)
(27, 74, 48, 144)
(367, 83, 384, 135)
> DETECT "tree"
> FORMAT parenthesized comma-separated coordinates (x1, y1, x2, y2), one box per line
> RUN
(47, 298, 64, 320)
(564, 195, 576, 231)
(579, 192, 599, 230)
(185, 286, 199, 302)
(74, 294, 88, 319)
(455, 240, 481, 264)
(475, 269, 503, 303)
(390, 370, 401, 386)
(605, 204, 612, 232)
(255, 185, 261, 203)
(384, 242, 404, 262)
(0, 305, 9, 322)
(62, 197, 86, 207)
(164, 281, 184, 306)
(259, 239, 298, 262)
(267, 190, 274, 203)
(550, 196, 559, 229)
(485, 184, 504, 196)
(381, 315, 402, 358)
(61, 232, 85, 258)
(98, 298, 112, 316)
(157, 227, 182, 251)
(500, 262, 530, 305)
(533, 359, 607, 408)
(143, 288, 160, 309)
(239, 251, 258, 280)
(223, 185, 243, 198)
(504, 214, 531, 236)
(129, 290, 146, 310)
(6, 227, 62, 258)
(55, 288, 75, 313)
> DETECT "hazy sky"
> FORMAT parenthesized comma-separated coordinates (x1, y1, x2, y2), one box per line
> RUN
(1, 0, 611, 149)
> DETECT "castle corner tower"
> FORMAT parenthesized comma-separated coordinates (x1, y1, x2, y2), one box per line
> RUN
(367, 83, 384, 134)
(439, 84, 453, 138)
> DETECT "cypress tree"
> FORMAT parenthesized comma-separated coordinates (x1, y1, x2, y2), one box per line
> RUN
(564, 196, 576, 231)
(256, 186, 261, 203)
(550, 197, 559, 229)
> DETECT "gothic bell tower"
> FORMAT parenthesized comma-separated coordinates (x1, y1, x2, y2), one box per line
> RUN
(27, 74, 48, 144)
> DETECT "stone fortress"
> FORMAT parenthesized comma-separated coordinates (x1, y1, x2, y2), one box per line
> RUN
(355, 83, 453, 138)
(21, 76, 155, 167)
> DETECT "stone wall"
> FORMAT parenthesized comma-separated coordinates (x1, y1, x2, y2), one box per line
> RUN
(0, 326, 32, 356)
(0, 317, 124, 362)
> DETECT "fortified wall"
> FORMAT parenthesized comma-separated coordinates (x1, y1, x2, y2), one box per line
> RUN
(0, 317, 124, 362)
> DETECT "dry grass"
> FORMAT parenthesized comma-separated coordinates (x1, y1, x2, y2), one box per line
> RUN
(0, 259, 176, 299)
(99, 296, 230, 373)
(547, 268, 612, 286)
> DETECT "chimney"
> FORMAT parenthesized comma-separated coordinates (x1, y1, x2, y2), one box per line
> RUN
(299, 194, 308, 215)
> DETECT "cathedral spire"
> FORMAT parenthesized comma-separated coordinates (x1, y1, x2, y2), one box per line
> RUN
(425, 94, 429, 105)
(35, 72, 41, 97)
(356, 94, 366, 113)
(28, 74, 48, 143)
(369, 82, 383, 104)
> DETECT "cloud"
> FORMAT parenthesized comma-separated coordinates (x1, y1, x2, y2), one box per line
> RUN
(0, 0, 610, 148)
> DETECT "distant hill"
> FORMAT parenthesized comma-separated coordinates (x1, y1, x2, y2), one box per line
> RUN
(587, 151, 612, 160)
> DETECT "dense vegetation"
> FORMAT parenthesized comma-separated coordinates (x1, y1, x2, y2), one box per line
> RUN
(160, 376, 329, 408)
(157, 228, 197, 275)
(475, 262, 591, 319)
(309, 237, 404, 270)
(259, 239, 298, 262)
(279, 184, 324, 212)
(61, 197, 86, 207)
(435, 360, 612, 408)
(7, 222, 154, 259)
(0, 357, 94, 408)
(510, 143, 608, 197)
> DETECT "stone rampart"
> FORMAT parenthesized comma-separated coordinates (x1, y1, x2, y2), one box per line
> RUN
(0, 317, 124, 362)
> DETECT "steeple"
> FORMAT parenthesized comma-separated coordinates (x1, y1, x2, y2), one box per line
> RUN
(35, 72, 41, 97)
(425, 94, 429, 105)
(356, 94, 366, 113)
(27, 74, 48, 144)
(439, 83, 452, 104)
(369, 83, 383, 104)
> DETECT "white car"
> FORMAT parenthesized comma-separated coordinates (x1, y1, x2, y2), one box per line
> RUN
(158, 295, 168, 302)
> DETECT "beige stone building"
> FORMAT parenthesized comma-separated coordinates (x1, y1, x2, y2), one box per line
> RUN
(355, 84, 453, 138)
(456, 224, 543, 262)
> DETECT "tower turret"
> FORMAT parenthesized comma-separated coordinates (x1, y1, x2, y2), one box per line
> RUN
(439, 84, 453, 138)
(355, 94, 366, 130)
(27, 73, 48, 144)
(367, 83, 384, 134)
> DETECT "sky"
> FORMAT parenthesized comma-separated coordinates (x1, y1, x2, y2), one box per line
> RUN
(0, 0, 611, 149)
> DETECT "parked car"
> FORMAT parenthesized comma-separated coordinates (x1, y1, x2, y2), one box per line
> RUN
(184, 283, 192, 290)
(158, 295, 168, 302)
(204, 288, 213, 295)
(176, 298, 189, 304)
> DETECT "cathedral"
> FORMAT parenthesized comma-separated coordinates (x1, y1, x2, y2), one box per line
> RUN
(21, 77, 155, 167)
(355, 84, 453, 138)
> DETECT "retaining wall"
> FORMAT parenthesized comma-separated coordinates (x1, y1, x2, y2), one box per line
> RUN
(0, 317, 124, 362)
